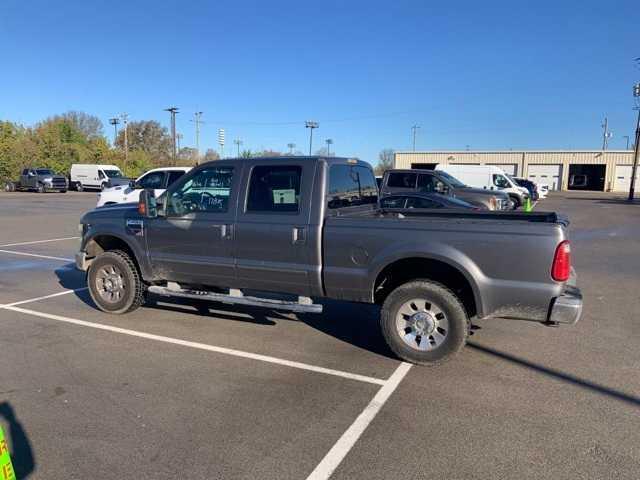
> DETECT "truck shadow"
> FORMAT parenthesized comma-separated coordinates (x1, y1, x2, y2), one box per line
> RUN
(467, 342, 640, 408)
(0, 402, 36, 479)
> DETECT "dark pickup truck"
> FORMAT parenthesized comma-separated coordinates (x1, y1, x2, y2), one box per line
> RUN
(76, 156, 582, 364)
(4, 167, 68, 193)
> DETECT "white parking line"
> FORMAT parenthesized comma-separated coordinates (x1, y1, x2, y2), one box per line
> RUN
(0, 249, 73, 262)
(0, 236, 79, 248)
(306, 362, 412, 480)
(0, 288, 86, 308)
(0, 304, 387, 386)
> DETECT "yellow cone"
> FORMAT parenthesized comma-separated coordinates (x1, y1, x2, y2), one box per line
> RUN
(0, 426, 15, 480)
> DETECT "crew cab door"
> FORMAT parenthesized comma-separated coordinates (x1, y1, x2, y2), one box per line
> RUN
(234, 161, 315, 296)
(145, 163, 240, 287)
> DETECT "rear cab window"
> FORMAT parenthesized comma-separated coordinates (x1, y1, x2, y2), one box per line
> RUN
(327, 164, 378, 210)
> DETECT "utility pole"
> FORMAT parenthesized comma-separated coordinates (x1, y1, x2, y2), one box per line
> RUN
(305, 121, 319, 155)
(109, 118, 120, 145)
(411, 125, 420, 151)
(287, 143, 296, 155)
(623, 135, 630, 150)
(176, 133, 183, 154)
(164, 107, 179, 162)
(601, 117, 612, 150)
(120, 113, 129, 170)
(325, 138, 333, 156)
(218, 128, 225, 158)
(234, 139, 243, 157)
(629, 82, 640, 201)
(193, 111, 203, 163)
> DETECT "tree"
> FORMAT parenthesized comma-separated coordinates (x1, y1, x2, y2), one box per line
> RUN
(115, 120, 172, 163)
(375, 148, 394, 175)
(203, 149, 220, 162)
(59, 111, 104, 140)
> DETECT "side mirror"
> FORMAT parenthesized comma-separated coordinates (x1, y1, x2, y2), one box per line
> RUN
(138, 189, 157, 218)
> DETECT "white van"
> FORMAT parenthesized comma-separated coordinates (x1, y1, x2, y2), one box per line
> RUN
(435, 164, 529, 208)
(70, 164, 126, 191)
(96, 167, 191, 207)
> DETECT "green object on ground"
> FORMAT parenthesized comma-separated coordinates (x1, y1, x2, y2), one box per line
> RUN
(524, 197, 533, 212)
(0, 426, 16, 480)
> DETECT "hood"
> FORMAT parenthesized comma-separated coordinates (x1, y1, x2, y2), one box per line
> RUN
(105, 177, 131, 187)
(457, 186, 509, 199)
(81, 202, 139, 224)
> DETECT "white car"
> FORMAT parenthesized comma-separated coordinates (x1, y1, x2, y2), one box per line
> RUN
(97, 167, 191, 207)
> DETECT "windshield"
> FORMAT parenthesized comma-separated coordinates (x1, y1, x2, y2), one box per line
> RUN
(103, 169, 123, 178)
(36, 169, 54, 175)
(436, 171, 466, 188)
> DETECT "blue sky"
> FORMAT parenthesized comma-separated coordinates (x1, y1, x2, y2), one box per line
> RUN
(1, 0, 638, 163)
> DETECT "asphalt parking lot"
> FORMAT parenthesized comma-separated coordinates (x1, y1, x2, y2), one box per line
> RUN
(1, 190, 639, 479)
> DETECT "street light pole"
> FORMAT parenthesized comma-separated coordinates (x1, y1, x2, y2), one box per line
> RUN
(411, 125, 420, 151)
(629, 83, 640, 201)
(120, 113, 129, 171)
(234, 139, 243, 157)
(623, 135, 630, 150)
(325, 138, 333, 156)
(109, 118, 120, 145)
(194, 111, 203, 163)
(287, 143, 296, 155)
(164, 107, 179, 163)
(601, 117, 612, 150)
(305, 121, 319, 155)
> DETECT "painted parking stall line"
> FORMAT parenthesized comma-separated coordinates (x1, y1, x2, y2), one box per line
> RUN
(0, 288, 86, 309)
(0, 303, 387, 386)
(306, 362, 412, 480)
(0, 249, 73, 262)
(0, 236, 80, 248)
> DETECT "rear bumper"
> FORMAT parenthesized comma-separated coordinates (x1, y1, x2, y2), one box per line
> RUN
(547, 285, 583, 325)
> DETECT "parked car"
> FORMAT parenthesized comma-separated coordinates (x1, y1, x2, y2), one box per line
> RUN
(537, 183, 550, 199)
(70, 164, 128, 191)
(97, 167, 191, 207)
(510, 176, 539, 201)
(380, 169, 510, 211)
(380, 192, 481, 211)
(76, 156, 582, 365)
(435, 164, 529, 209)
(4, 167, 68, 193)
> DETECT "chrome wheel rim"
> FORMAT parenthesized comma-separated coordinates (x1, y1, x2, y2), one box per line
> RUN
(395, 298, 449, 351)
(96, 264, 126, 303)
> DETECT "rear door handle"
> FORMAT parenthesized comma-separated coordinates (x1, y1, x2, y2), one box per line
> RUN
(292, 226, 307, 245)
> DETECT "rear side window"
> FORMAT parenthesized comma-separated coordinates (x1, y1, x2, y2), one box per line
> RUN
(138, 171, 165, 189)
(167, 170, 186, 186)
(417, 174, 436, 192)
(327, 165, 378, 209)
(387, 172, 417, 189)
(246, 165, 301, 213)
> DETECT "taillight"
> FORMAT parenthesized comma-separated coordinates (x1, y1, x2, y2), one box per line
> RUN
(551, 241, 571, 282)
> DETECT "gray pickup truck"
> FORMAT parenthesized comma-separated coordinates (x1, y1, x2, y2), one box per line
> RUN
(4, 167, 68, 193)
(76, 156, 582, 365)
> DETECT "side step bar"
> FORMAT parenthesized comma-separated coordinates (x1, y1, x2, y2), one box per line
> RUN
(147, 285, 323, 314)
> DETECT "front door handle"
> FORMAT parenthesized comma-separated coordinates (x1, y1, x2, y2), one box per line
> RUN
(292, 226, 307, 245)
(213, 224, 233, 240)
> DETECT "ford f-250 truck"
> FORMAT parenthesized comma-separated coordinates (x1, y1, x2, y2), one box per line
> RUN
(76, 156, 582, 365)
(4, 167, 68, 193)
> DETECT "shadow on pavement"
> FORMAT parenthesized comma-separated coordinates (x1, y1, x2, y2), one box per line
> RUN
(0, 402, 35, 479)
(468, 342, 640, 408)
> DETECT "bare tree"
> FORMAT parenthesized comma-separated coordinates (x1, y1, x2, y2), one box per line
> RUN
(59, 111, 104, 140)
(375, 148, 394, 175)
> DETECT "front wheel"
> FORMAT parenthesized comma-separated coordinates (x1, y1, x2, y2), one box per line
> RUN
(380, 280, 468, 365)
(37, 184, 45, 193)
(508, 196, 520, 210)
(88, 250, 145, 314)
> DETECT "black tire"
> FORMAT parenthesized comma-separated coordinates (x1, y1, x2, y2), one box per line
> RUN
(380, 279, 468, 365)
(88, 250, 145, 314)
(60, 189, 67, 193)
(4, 182, 15, 192)
(509, 195, 520, 210)
(76, 183, 84, 192)
(37, 184, 45, 193)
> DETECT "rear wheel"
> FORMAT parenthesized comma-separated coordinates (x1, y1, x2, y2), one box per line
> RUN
(76, 183, 84, 192)
(88, 250, 145, 314)
(380, 280, 468, 365)
(4, 182, 15, 192)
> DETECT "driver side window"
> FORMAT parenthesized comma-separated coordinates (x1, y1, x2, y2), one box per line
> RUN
(166, 167, 234, 217)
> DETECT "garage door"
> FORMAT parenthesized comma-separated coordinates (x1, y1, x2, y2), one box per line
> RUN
(487, 164, 518, 175)
(527, 164, 563, 190)
(613, 165, 639, 192)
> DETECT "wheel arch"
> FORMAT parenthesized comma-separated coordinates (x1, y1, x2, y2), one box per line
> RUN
(372, 254, 483, 319)
(84, 233, 151, 280)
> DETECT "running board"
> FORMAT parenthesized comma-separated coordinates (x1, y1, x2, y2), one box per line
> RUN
(147, 285, 323, 314)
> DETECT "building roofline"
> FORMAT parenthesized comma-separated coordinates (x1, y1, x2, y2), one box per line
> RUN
(395, 150, 634, 154)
